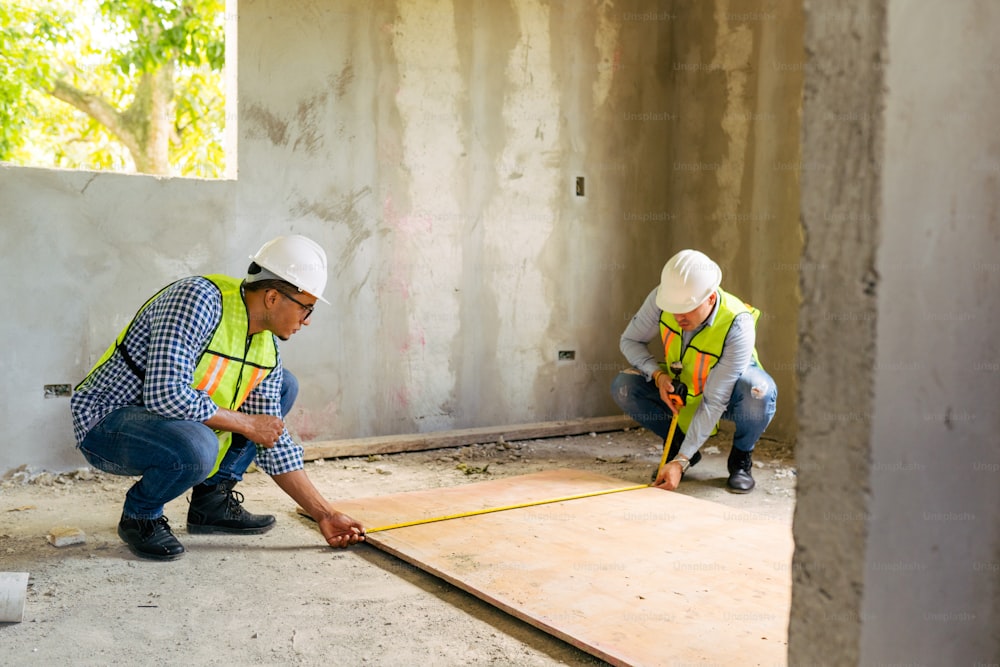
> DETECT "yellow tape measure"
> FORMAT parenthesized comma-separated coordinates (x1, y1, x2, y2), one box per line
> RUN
(364, 482, 650, 534)
(302, 435, 675, 535)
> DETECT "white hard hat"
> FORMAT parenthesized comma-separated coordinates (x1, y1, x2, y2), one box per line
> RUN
(249, 235, 330, 304)
(655, 249, 722, 313)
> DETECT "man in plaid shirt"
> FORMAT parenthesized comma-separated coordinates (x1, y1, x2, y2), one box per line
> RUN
(71, 235, 364, 560)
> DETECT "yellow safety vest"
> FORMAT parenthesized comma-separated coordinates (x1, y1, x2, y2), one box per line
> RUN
(81, 275, 278, 475)
(658, 288, 762, 434)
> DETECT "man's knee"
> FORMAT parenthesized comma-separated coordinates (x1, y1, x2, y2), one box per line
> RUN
(751, 368, 777, 410)
(610, 369, 644, 407)
(730, 366, 777, 424)
(168, 423, 223, 482)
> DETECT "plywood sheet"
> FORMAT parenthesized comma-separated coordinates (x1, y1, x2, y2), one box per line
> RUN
(326, 469, 792, 666)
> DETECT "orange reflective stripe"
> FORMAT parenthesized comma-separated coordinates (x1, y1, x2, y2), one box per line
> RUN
(661, 328, 676, 351)
(690, 354, 700, 394)
(194, 356, 224, 391)
(200, 356, 231, 396)
(236, 367, 266, 407)
(692, 353, 711, 395)
(205, 358, 231, 396)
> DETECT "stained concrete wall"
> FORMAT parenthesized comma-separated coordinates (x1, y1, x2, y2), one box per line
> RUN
(234, 0, 684, 441)
(0, 0, 801, 475)
(236, 0, 804, 444)
(663, 0, 804, 444)
(791, 0, 1000, 663)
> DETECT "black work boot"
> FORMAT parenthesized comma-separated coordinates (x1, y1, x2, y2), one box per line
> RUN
(187, 480, 276, 534)
(727, 448, 755, 493)
(118, 514, 185, 561)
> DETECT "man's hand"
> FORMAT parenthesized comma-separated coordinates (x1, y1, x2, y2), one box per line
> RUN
(653, 460, 683, 491)
(272, 469, 366, 550)
(240, 414, 285, 448)
(318, 512, 366, 548)
(204, 409, 285, 447)
(653, 371, 680, 416)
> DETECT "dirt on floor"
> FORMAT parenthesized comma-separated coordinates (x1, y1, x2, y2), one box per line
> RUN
(0, 427, 796, 666)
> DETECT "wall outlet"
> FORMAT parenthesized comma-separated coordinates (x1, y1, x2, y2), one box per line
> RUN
(558, 350, 576, 361)
(44, 384, 72, 398)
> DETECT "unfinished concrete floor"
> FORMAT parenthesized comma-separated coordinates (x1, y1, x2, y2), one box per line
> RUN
(0, 427, 796, 666)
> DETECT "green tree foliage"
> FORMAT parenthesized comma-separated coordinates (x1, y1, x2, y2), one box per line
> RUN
(0, 2, 69, 157)
(0, 0, 225, 177)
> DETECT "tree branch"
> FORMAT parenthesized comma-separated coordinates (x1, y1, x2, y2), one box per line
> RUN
(48, 79, 145, 171)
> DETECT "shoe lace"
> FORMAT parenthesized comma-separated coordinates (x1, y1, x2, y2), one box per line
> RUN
(223, 488, 247, 516)
(139, 516, 173, 538)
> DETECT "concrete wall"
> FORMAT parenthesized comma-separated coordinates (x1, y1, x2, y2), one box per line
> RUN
(0, 168, 238, 473)
(234, 0, 684, 441)
(663, 0, 804, 444)
(791, 0, 1000, 663)
(1, 0, 802, 474)
(235, 0, 804, 443)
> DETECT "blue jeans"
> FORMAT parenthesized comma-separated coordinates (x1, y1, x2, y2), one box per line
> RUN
(610, 363, 776, 454)
(79, 371, 298, 520)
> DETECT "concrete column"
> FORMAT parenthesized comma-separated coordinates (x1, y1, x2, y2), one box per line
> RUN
(790, 0, 886, 662)
(661, 0, 805, 444)
(791, 0, 1000, 663)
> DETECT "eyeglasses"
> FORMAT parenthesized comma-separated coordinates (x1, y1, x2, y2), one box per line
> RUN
(276, 290, 315, 322)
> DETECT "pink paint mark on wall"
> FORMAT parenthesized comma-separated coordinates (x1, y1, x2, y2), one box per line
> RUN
(397, 212, 433, 234)
(398, 326, 425, 353)
(393, 387, 410, 409)
(377, 138, 402, 168)
(383, 194, 433, 234)
(379, 194, 432, 302)
(286, 401, 339, 443)
(382, 194, 400, 227)
(382, 273, 411, 300)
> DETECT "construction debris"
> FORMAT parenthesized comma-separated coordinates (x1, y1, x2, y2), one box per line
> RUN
(0, 572, 29, 623)
(46, 526, 86, 548)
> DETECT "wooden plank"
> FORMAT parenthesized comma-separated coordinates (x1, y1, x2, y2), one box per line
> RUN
(323, 470, 792, 666)
(302, 415, 638, 460)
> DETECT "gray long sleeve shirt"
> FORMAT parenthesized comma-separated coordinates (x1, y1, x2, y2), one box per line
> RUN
(619, 288, 755, 458)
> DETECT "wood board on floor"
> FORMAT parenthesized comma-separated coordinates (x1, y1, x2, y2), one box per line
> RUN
(302, 415, 638, 460)
(323, 469, 792, 666)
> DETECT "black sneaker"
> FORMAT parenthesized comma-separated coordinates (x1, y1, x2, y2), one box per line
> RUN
(118, 514, 185, 561)
(727, 448, 755, 493)
(187, 480, 276, 535)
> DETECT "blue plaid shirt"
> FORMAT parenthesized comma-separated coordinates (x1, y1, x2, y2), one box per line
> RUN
(71, 276, 304, 475)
